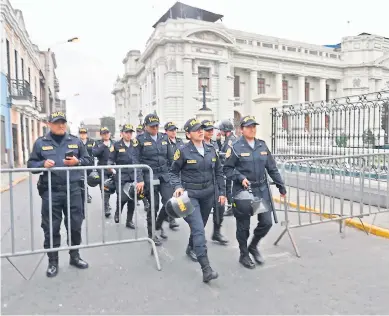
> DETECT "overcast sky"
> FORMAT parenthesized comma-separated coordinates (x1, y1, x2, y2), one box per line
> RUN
(10, 0, 388, 131)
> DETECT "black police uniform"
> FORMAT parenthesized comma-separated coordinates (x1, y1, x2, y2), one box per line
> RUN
(201, 119, 228, 245)
(220, 132, 236, 210)
(164, 121, 184, 230)
(132, 114, 174, 246)
(79, 127, 95, 205)
(169, 118, 224, 282)
(27, 112, 92, 277)
(223, 116, 286, 269)
(92, 127, 115, 217)
(107, 124, 140, 229)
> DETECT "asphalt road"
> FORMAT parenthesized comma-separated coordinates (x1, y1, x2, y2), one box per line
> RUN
(1, 175, 389, 315)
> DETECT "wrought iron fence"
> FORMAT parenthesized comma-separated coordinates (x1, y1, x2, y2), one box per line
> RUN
(271, 90, 389, 156)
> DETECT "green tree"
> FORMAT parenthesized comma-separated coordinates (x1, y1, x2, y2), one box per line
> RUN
(335, 133, 348, 147)
(362, 129, 375, 147)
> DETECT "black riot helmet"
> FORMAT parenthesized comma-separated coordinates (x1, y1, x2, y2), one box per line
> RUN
(165, 191, 194, 218)
(218, 119, 234, 132)
(233, 187, 265, 217)
(103, 178, 116, 194)
(87, 170, 100, 187)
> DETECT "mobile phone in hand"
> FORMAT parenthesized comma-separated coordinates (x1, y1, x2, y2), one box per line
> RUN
(65, 150, 74, 159)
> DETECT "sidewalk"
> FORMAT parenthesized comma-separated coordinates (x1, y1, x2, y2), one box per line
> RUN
(0, 167, 30, 193)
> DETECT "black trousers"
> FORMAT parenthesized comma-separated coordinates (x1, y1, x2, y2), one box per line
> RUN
(235, 187, 273, 255)
(99, 183, 112, 212)
(145, 179, 173, 236)
(187, 191, 214, 253)
(116, 188, 135, 222)
(213, 189, 224, 228)
(225, 179, 233, 204)
(41, 184, 83, 261)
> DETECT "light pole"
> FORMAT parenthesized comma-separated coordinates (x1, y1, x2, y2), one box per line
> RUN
(138, 110, 143, 124)
(199, 76, 211, 111)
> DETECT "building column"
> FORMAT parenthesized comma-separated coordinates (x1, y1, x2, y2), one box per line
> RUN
(28, 116, 33, 153)
(337, 80, 344, 98)
(183, 58, 193, 120)
(219, 62, 229, 120)
(249, 70, 258, 114)
(298, 75, 305, 103)
(157, 63, 166, 123)
(319, 78, 326, 101)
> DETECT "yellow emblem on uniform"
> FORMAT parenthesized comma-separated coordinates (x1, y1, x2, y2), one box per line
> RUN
(161, 141, 167, 145)
(241, 153, 250, 157)
(87, 144, 93, 147)
(177, 198, 187, 212)
(225, 148, 232, 158)
(260, 151, 268, 155)
(144, 142, 152, 146)
(173, 149, 180, 161)
(212, 157, 217, 162)
(68, 144, 78, 149)
(42, 146, 54, 151)
(132, 139, 138, 147)
(119, 148, 126, 153)
(187, 160, 197, 164)
(110, 145, 114, 152)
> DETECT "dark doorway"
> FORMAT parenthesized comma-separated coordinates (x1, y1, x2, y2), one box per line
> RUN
(12, 124, 18, 166)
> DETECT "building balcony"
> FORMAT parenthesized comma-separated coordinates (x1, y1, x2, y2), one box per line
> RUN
(9, 79, 43, 114)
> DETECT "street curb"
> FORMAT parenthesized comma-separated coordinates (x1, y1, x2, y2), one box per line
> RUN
(272, 197, 389, 239)
(0, 174, 30, 193)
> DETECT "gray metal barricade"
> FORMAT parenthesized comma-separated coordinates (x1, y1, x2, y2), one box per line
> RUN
(0, 164, 161, 280)
(273, 153, 389, 257)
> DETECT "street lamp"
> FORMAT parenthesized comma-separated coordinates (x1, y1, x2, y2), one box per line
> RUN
(48, 37, 79, 51)
(138, 110, 143, 124)
(199, 76, 211, 111)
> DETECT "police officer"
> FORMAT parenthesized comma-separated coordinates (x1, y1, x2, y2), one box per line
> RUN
(136, 124, 144, 136)
(169, 118, 224, 282)
(223, 115, 286, 269)
(107, 124, 139, 229)
(163, 121, 184, 230)
(201, 120, 228, 245)
(27, 112, 92, 277)
(218, 120, 237, 216)
(92, 127, 115, 217)
(132, 113, 174, 246)
(79, 127, 94, 204)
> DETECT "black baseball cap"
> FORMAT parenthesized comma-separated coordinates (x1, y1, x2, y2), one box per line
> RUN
(121, 124, 135, 132)
(79, 127, 88, 133)
(49, 111, 67, 123)
(240, 115, 259, 127)
(100, 127, 110, 134)
(201, 120, 214, 131)
(144, 113, 160, 126)
(136, 124, 144, 131)
(164, 121, 178, 131)
(184, 118, 205, 133)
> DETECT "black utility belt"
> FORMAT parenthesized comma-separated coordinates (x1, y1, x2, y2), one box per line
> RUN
(183, 181, 212, 190)
(39, 181, 80, 192)
(239, 178, 267, 188)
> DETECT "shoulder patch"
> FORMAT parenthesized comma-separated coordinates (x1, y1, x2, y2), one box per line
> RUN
(173, 149, 180, 161)
(132, 139, 138, 147)
(225, 147, 232, 159)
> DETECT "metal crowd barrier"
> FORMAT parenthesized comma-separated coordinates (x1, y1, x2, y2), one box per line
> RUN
(0, 164, 161, 279)
(273, 153, 389, 257)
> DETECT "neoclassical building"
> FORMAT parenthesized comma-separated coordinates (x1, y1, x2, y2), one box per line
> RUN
(112, 2, 389, 143)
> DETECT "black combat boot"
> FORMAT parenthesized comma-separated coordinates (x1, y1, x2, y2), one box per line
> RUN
(212, 225, 229, 245)
(239, 253, 255, 269)
(69, 251, 89, 269)
(114, 210, 120, 223)
(126, 208, 135, 229)
(248, 238, 265, 264)
(159, 227, 168, 239)
(198, 255, 218, 283)
(169, 217, 179, 229)
(186, 244, 198, 262)
(148, 233, 162, 246)
(46, 252, 59, 278)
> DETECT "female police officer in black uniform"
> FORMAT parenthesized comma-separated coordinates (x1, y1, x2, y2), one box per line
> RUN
(223, 116, 286, 269)
(107, 124, 140, 229)
(169, 118, 225, 283)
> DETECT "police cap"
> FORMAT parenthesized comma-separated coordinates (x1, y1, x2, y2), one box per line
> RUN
(121, 124, 135, 132)
(49, 111, 67, 123)
(136, 124, 144, 131)
(144, 113, 160, 126)
(79, 127, 88, 133)
(184, 118, 205, 133)
(201, 120, 214, 131)
(164, 121, 178, 131)
(100, 127, 110, 134)
(240, 116, 259, 127)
